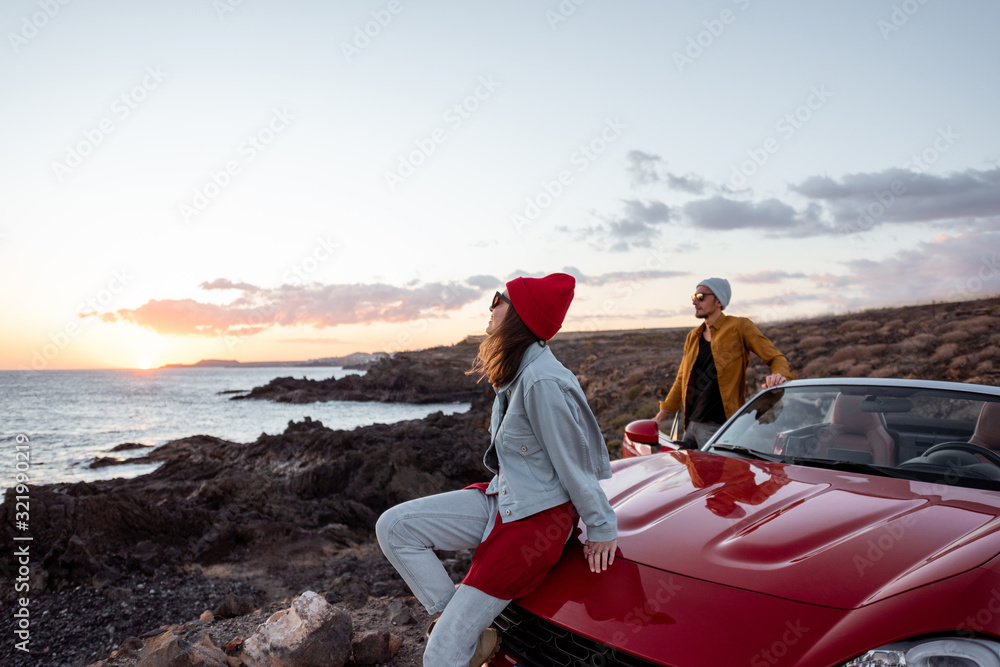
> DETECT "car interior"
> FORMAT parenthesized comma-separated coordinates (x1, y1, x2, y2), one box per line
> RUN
(715, 387, 1000, 486)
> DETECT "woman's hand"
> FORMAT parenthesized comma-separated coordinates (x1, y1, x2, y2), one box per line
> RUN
(584, 538, 617, 573)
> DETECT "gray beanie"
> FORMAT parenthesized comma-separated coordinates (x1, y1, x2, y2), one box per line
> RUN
(698, 277, 731, 309)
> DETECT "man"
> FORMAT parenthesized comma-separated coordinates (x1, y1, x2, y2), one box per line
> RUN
(653, 277, 796, 448)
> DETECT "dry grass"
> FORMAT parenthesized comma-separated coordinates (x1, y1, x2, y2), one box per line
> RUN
(940, 329, 971, 343)
(898, 333, 936, 354)
(871, 364, 902, 378)
(837, 319, 879, 333)
(802, 357, 829, 377)
(797, 335, 828, 351)
(930, 343, 959, 363)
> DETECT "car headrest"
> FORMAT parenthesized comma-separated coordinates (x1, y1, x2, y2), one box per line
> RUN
(971, 402, 1000, 450)
(831, 394, 881, 434)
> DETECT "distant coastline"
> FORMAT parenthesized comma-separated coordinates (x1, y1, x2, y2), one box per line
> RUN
(159, 351, 387, 370)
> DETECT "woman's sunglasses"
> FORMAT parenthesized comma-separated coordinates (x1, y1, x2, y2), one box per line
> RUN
(491, 291, 511, 309)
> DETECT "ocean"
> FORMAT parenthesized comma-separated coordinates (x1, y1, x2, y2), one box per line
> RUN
(0, 367, 470, 487)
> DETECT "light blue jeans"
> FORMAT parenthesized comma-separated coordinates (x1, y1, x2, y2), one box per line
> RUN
(376, 489, 511, 667)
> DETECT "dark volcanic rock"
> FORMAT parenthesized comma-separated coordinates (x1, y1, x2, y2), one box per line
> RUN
(232, 348, 486, 404)
(0, 401, 493, 597)
(110, 442, 154, 452)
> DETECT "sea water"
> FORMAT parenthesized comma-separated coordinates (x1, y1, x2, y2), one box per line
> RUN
(0, 367, 469, 486)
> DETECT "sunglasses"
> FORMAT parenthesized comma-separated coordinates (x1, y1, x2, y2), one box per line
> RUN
(692, 292, 715, 302)
(491, 291, 511, 309)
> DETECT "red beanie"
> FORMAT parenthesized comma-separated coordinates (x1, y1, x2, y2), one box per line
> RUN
(506, 273, 575, 340)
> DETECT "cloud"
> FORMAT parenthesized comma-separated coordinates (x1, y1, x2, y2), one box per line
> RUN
(610, 159, 999, 242)
(466, 274, 501, 289)
(200, 278, 261, 292)
(624, 150, 707, 194)
(88, 281, 483, 336)
(735, 270, 808, 283)
(85, 268, 690, 337)
(814, 230, 1000, 305)
(666, 173, 707, 195)
(791, 166, 1000, 229)
(566, 266, 688, 286)
(565, 198, 674, 251)
(624, 150, 664, 186)
(682, 196, 831, 236)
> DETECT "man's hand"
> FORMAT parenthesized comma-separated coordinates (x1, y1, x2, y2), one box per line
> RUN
(653, 409, 671, 424)
(762, 374, 788, 389)
(584, 538, 617, 573)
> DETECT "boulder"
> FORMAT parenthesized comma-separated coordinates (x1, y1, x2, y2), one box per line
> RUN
(351, 631, 403, 665)
(137, 631, 228, 667)
(384, 599, 414, 626)
(214, 592, 258, 619)
(242, 591, 352, 667)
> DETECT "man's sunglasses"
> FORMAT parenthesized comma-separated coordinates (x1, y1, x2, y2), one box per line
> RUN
(491, 291, 511, 309)
(692, 292, 715, 302)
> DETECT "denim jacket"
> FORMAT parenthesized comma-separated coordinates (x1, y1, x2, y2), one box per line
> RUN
(483, 342, 617, 543)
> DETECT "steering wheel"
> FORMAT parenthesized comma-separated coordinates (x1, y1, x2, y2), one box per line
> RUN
(919, 442, 1000, 468)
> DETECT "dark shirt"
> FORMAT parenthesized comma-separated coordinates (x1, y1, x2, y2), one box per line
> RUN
(687, 336, 727, 425)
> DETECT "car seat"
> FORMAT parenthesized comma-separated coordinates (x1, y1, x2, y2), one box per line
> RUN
(970, 402, 1000, 451)
(822, 394, 896, 465)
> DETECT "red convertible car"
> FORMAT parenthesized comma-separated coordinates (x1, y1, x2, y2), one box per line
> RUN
(489, 378, 1000, 667)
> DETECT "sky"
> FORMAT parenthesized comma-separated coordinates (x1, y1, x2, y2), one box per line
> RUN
(2, 0, 998, 370)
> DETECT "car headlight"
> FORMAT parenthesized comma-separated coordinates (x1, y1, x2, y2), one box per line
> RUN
(842, 638, 1000, 666)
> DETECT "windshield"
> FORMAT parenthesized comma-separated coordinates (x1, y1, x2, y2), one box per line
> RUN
(709, 385, 1000, 489)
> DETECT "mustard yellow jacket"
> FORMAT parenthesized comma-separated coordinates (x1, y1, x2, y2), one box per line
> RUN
(659, 312, 795, 424)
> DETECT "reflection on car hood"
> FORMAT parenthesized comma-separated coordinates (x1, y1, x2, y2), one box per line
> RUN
(604, 450, 1000, 609)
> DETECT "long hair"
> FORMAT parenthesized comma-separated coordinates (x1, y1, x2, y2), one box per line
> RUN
(468, 305, 542, 388)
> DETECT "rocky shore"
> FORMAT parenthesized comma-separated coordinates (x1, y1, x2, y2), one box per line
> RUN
(2, 296, 997, 666)
(231, 347, 484, 405)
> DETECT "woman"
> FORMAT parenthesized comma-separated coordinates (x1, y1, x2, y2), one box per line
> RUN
(376, 272, 618, 667)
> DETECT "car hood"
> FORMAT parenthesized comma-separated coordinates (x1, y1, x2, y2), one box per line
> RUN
(601, 450, 1000, 609)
